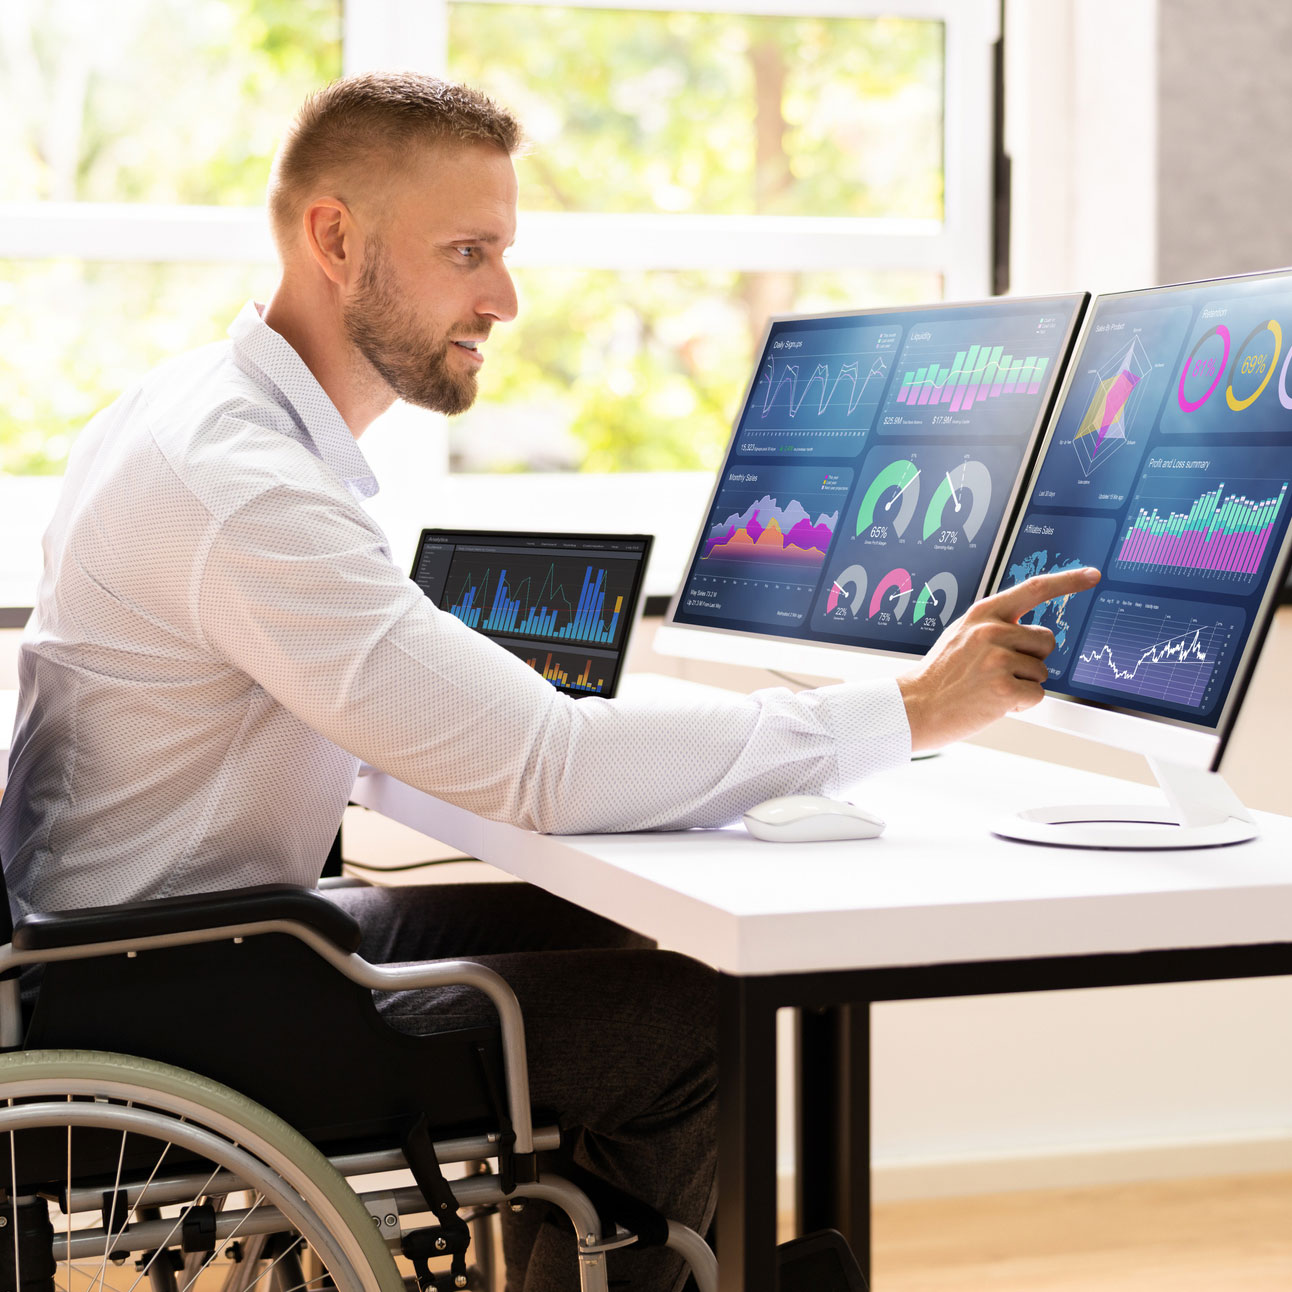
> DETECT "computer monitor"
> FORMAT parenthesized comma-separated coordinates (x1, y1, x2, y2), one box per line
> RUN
(656, 294, 1088, 681)
(410, 529, 652, 699)
(990, 267, 1292, 848)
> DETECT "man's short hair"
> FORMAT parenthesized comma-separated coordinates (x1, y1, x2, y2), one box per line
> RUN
(268, 72, 522, 245)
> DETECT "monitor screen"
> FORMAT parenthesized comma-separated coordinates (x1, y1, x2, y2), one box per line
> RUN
(410, 530, 652, 699)
(665, 295, 1087, 666)
(992, 268, 1292, 747)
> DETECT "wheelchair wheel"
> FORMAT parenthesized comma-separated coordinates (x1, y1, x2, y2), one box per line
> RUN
(0, 1049, 404, 1292)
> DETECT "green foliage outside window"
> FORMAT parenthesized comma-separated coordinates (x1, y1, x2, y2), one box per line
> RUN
(0, 0, 944, 477)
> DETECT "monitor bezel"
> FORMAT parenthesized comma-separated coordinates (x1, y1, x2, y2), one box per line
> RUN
(662, 291, 1090, 670)
(985, 266, 1292, 769)
(411, 528, 654, 700)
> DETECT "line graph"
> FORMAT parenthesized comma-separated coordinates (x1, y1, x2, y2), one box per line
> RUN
(757, 355, 889, 420)
(735, 320, 899, 459)
(1070, 593, 1243, 713)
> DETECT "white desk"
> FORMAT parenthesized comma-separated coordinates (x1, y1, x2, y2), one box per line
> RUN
(351, 735, 1292, 1291)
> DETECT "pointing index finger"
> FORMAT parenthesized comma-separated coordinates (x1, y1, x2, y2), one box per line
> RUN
(993, 566, 1101, 621)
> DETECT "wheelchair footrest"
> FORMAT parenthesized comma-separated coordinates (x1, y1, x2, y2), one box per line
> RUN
(402, 1227, 471, 1292)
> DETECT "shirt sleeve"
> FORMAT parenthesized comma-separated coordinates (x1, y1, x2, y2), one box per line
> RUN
(197, 484, 912, 833)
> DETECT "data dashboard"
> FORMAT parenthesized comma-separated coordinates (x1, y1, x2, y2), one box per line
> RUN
(996, 270, 1292, 731)
(670, 296, 1087, 656)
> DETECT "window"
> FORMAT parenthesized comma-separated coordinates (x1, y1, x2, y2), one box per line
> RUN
(0, 0, 996, 601)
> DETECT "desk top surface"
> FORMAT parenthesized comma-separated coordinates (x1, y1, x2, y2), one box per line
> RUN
(9, 682, 1292, 977)
(351, 734, 1292, 977)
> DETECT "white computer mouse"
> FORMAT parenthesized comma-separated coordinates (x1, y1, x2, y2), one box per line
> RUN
(742, 794, 886, 843)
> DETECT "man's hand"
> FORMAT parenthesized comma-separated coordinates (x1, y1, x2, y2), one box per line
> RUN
(897, 567, 1101, 751)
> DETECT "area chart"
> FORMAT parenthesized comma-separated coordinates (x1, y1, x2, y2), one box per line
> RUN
(702, 495, 837, 568)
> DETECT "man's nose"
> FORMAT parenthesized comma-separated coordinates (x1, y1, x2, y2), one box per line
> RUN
(480, 264, 518, 323)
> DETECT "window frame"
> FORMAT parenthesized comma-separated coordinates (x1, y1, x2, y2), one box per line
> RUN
(0, 0, 999, 604)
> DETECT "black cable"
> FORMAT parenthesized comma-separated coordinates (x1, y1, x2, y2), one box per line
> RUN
(343, 855, 476, 873)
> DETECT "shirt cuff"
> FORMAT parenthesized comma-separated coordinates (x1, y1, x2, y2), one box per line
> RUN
(818, 677, 913, 789)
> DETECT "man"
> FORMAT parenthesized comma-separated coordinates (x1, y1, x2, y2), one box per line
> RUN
(0, 73, 1096, 1291)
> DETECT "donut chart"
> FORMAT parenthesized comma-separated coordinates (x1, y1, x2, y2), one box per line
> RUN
(913, 571, 958, 625)
(1225, 319, 1281, 412)
(824, 564, 868, 618)
(868, 568, 913, 620)
(923, 459, 992, 542)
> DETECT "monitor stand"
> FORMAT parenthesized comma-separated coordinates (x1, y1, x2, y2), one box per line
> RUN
(992, 757, 1258, 850)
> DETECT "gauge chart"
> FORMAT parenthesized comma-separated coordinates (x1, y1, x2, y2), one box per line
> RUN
(1161, 289, 1292, 435)
(912, 571, 959, 627)
(822, 563, 868, 621)
(854, 457, 921, 539)
(922, 458, 993, 543)
(868, 568, 913, 622)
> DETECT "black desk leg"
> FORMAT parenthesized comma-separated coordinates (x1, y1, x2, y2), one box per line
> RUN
(717, 974, 779, 1292)
(796, 1003, 872, 1285)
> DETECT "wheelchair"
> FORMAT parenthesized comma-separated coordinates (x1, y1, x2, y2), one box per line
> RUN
(0, 870, 718, 1292)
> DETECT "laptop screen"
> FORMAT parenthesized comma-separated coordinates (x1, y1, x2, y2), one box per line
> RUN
(410, 530, 653, 699)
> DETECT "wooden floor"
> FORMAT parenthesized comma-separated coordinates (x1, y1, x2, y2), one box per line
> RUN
(871, 1173, 1292, 1291)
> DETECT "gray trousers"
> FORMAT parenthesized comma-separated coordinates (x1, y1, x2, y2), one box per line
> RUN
(325, 882, 718, 1292)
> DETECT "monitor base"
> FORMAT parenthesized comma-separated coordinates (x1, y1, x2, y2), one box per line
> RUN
(992, 758, 1258, 850)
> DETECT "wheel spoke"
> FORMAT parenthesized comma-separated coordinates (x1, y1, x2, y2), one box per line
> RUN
(121, 1163, 224, 1292)
(9, 1102, 21, 1292)
(175, 1193, 265, 1292)
(94, 1111, 133, 1292)
(0, 1057, 400, 1292)
(225, 1232, 305, 1292)
(66, 1101, 73, 1292)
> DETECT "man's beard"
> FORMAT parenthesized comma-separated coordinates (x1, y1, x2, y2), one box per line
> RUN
(343, 238, 486, 416)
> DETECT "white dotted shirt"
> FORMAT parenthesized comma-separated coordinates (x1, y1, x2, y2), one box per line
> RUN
(0, 303, 912, 917)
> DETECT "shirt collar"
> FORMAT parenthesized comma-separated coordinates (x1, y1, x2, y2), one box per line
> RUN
(228, 301, 379, 501)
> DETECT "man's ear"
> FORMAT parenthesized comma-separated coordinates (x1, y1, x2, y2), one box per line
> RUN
(302, 198, 359, 288)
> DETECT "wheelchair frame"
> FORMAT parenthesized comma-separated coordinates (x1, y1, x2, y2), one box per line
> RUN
(0, 888, 717, 1292)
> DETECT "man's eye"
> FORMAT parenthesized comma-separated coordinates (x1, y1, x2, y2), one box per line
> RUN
(455, 246, 478, 260)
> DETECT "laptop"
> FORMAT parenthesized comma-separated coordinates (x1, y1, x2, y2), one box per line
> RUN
(410, 529, 653, 699)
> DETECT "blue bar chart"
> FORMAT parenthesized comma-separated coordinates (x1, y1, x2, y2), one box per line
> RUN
(446, 557, 634, 648)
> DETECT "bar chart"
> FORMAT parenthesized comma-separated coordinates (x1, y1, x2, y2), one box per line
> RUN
(519, 647, 613, 695)
(446, 557, 636, 648)
(1112, 446, 1292, 593)
(893, 345, 1049, 413)
(1114, 482, 1286, 583)
(878, 311, 1070, 439)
